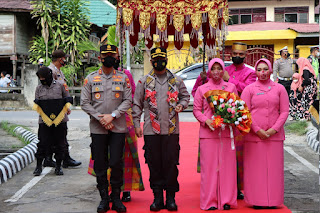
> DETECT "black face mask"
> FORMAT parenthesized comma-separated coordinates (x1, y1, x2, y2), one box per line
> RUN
(113, 59, 120, 70)
(60, 59, 67, 67)
(152, 59, 167, 71)
(232, 56, 245, 65)
(40, 75, 53, 86)
(101, 56, 116, 68)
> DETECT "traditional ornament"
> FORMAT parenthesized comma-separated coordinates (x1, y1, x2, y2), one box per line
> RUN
(123, 8, 133, 27)
(139, 12, 151, 30)
(209, 9, 219, 29)
(173, 15, 184, 32)
(157, 13, 167, 32)
(191, 13, 202, 31)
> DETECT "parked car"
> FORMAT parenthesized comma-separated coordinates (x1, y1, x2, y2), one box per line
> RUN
(175, 61, 261, 105)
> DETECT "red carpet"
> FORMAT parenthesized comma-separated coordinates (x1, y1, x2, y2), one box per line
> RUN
(124, 122, 292, 213)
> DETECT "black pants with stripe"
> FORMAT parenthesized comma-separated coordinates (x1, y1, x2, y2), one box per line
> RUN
(36, 123, 67, 160)
(143, 134, 180, 192)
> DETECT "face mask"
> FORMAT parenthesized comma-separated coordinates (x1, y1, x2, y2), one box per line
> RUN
(293, 79, 299, 83)
(152, 59, 167, 71)
(102, 56, 116, 68)
(232, 56, 245, 65)
(316, 52, 320, 57)
(40, 75, 53, 86)
(210, 64, 224, 82)
(113, 59, 120, 70)
(256, 68, 271, 81)
(60, 59, 67, 67)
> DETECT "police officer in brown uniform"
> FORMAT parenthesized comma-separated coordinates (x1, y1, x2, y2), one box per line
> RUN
(132, 47, 190, 211)
(81, 45, 132, 213)
(33, 67, 70, 176)
(43, 49, 82, 168)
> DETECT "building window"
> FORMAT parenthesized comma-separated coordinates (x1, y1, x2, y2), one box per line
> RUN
(229, 8, 266, 25)
(275, 7, 309, 23)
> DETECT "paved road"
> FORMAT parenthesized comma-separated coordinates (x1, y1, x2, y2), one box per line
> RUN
(0, 110, 318, 212)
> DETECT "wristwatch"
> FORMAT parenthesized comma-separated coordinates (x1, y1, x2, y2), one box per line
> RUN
(111, 112, 116, 118)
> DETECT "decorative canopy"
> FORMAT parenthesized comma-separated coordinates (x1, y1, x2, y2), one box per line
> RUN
(116, 0, 229, 56)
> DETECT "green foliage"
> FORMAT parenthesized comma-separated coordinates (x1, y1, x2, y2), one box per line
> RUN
(106, 26, 118, 46)
(78, 39, 99, 55)
(0, 121, 31, 145)
(29, 36, 54, 64)
(85, 65, 101, 77)
(29, 0, 90, 68)
(285, 120, 308, 136)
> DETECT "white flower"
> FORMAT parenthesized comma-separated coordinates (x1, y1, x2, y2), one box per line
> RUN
(240, 100, 245, 105)
(238, 117, 242, 122)
(235, 100, 239, 105)
(213, 101, 217, 105)
(228, 99, 233, 104)
(239, 106, 244, 110)
(235, 121, 239, 125)
(211, 115, 215, 120)
(220, 98, 224, 103)
(221, 124, 226, 130)
(242, 115, 247, 119)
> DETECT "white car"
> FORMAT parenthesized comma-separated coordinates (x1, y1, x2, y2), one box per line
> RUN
(175, 61, 263, 105)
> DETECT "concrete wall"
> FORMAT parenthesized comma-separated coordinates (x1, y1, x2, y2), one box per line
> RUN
(228, 0, 315, 23)
(0, 93, 25, 109)
(130, 64, 144, 84)
(23, 64, 38, 108)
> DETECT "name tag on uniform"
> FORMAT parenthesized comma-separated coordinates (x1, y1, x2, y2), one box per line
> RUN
(257, 92, 264, 95)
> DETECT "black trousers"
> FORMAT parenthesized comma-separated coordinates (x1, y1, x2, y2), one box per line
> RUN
(143, 134, 180, 192)
(35, 123, 67, 160)
(47, 123, 70, 159)
(278, 79, 292, 96)
(91, 132, 125, 189)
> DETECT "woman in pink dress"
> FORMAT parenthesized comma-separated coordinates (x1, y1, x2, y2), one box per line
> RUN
(193, 58, 238, 210)
(241, 58, 289, 209)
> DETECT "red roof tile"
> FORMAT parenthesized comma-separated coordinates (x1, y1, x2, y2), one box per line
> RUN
(228, 22, 319, 33)
(0, 0, 32, 12)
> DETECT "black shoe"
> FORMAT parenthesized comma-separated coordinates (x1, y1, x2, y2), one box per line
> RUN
(63, 157, 81, 168)
(43, 157, 56, 167)
(150, 189, 165, 211)
(223, 204, 230, 210)
(111, 189, 127, 212)
(97, 188, 110, 213)
(122, 191, 131, 202)
(55, 167, 64, 175)
(208, 206, 217, 210)
(253, 205, 265, 209)
(237, 190, 244, 200)
(33, 166, 42, 176)
(166, 191, 178, 211)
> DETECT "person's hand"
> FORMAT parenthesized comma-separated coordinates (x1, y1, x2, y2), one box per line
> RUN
(175, 104, 183, 113)
(200, 71, 207, 81)
(256, 129, 269, 140)
(67, 108, 71, 115)
(98, 114, 114, 126)
(266, 128, 277, 137)
(205, 119, 215, 131)
(104, 123, 114, 130)
(298, 86, 303, 92)
(135, 127, 143, 138)
(222, 71, 230, 81)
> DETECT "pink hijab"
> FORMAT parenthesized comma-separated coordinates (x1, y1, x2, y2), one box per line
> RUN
(254, 58, 273, 73)
(290, 73, 303, 98)
(296, 57, 316, 78)
(207, 58, 225, 79)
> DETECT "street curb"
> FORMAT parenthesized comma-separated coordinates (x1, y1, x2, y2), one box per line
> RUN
(0, 127, 38, 184)
(306, 128, 319, 154)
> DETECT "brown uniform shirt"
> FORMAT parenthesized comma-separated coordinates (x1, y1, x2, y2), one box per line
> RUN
(132, 71, 190, 135)
(273, 57, 297, 80)
(35, 80, 70, 124)
(80, 68, 132, 134)
(49, 63, 66, 84)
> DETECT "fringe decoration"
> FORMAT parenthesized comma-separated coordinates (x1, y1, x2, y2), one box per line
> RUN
(32, 103, 71, 127)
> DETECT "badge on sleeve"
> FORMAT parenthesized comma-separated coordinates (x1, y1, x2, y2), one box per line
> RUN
(115, 92, 120, 98)
(63, 83, 69, 91)
(95, 92, 101, 99)
(83, 79, 88, 86)
(126, 78, 131, 88)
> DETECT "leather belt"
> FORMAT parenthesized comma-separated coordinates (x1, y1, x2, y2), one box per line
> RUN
(277, 76, 292, 81)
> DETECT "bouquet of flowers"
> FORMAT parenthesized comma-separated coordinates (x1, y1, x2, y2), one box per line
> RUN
(203, 90, 252, 136)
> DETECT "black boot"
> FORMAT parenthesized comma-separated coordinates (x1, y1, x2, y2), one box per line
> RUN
(97, 188, 110, 213)
(62, 153, 81, 168)
(33, 158, 44, 176)
(223, 204, 230, 210)
(122, 191, 131, 202)
(43, 156, 56, 167)
(111, 188, 127, 212)
(166, 191, 178, 211)
(55, 159, 64, 175)
(150, 189, 165, 211)
(237, 190, 244, 200)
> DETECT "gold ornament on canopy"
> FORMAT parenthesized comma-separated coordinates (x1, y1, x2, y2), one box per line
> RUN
(117, 0, 229, 52)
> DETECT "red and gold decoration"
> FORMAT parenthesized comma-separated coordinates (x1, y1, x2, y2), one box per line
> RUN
(204, 90, 252, 149)
(116, 0, 229, 52)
